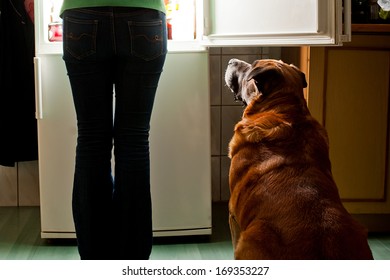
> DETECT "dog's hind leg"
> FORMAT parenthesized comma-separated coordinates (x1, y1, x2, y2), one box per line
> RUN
(234, 221, 282, 260)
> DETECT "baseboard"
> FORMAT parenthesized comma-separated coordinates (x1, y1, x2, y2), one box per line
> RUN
(352, 214, 390, 233)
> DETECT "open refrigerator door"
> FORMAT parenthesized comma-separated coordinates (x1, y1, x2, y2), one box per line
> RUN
(203, 0, 351, 46)
(35, 0, 351, 54)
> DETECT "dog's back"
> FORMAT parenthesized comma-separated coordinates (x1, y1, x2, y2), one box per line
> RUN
(229, 108, 373, 259)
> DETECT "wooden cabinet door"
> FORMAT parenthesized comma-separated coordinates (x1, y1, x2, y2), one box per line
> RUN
(307, 35, 390, 230)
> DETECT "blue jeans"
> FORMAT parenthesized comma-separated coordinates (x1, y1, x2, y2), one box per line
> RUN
(62, 7, 167, 260)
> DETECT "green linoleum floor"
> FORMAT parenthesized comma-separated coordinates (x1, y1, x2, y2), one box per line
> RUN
(0, 202, 233, 260)
(1, 203, 389, 260)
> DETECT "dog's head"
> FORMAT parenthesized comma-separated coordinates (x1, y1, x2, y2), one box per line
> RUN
(225, 58, 307, 106)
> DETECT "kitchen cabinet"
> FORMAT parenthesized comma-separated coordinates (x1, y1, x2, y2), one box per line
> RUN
(307, 33, 390, 231)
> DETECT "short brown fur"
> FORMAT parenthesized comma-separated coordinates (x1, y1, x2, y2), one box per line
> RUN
(226, 59, 373, 260)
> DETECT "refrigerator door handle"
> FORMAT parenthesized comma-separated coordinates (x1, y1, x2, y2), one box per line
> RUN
(34, 57, 43, 120)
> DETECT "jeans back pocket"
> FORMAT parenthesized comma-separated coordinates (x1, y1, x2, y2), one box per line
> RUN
(64, 17, 98, 61)
(128, 20, 167, 61)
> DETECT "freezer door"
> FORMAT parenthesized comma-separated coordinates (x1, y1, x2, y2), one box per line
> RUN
(203, 0, 351, 46)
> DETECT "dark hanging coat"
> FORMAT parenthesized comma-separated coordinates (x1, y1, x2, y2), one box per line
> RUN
(0, 0, 37, 167)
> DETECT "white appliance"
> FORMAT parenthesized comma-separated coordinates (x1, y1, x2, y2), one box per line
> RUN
(34, 0, 351, 238)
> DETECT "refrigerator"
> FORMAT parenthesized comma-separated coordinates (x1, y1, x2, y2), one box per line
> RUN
(34, 0, 351, 238)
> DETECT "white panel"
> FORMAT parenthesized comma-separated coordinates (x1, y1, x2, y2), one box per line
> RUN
(210, 0, 318, 35)
(36, 53, 211, 237)
(37, 55, 76, 234)
(150, 52, 212, 232)
(203, 0, 347, 46)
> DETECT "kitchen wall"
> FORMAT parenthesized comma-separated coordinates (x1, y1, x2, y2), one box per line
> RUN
(209, 47, 284, 201)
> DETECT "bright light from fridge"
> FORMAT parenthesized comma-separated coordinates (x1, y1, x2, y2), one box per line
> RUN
(50, 0, 63, 23)
(165, 0, 196, 41)
(47, 0, 63, 42)
(45, 0, 197, 43)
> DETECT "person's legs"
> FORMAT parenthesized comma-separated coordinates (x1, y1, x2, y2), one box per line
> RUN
(112, 8, 167, 259)
(62, 8, 115, 259)
(63, 7, 167, 259)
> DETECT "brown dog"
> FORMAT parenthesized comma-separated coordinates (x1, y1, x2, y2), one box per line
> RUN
(225, 58, 373, 260)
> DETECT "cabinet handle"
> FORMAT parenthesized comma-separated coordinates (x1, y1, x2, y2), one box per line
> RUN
(34, 57, 43, 120)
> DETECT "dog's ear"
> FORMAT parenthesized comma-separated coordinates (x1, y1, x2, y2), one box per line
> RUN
(247, 66, 283, 96)
(300, 72, 308, 88)
(290, 64, 307, 89)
